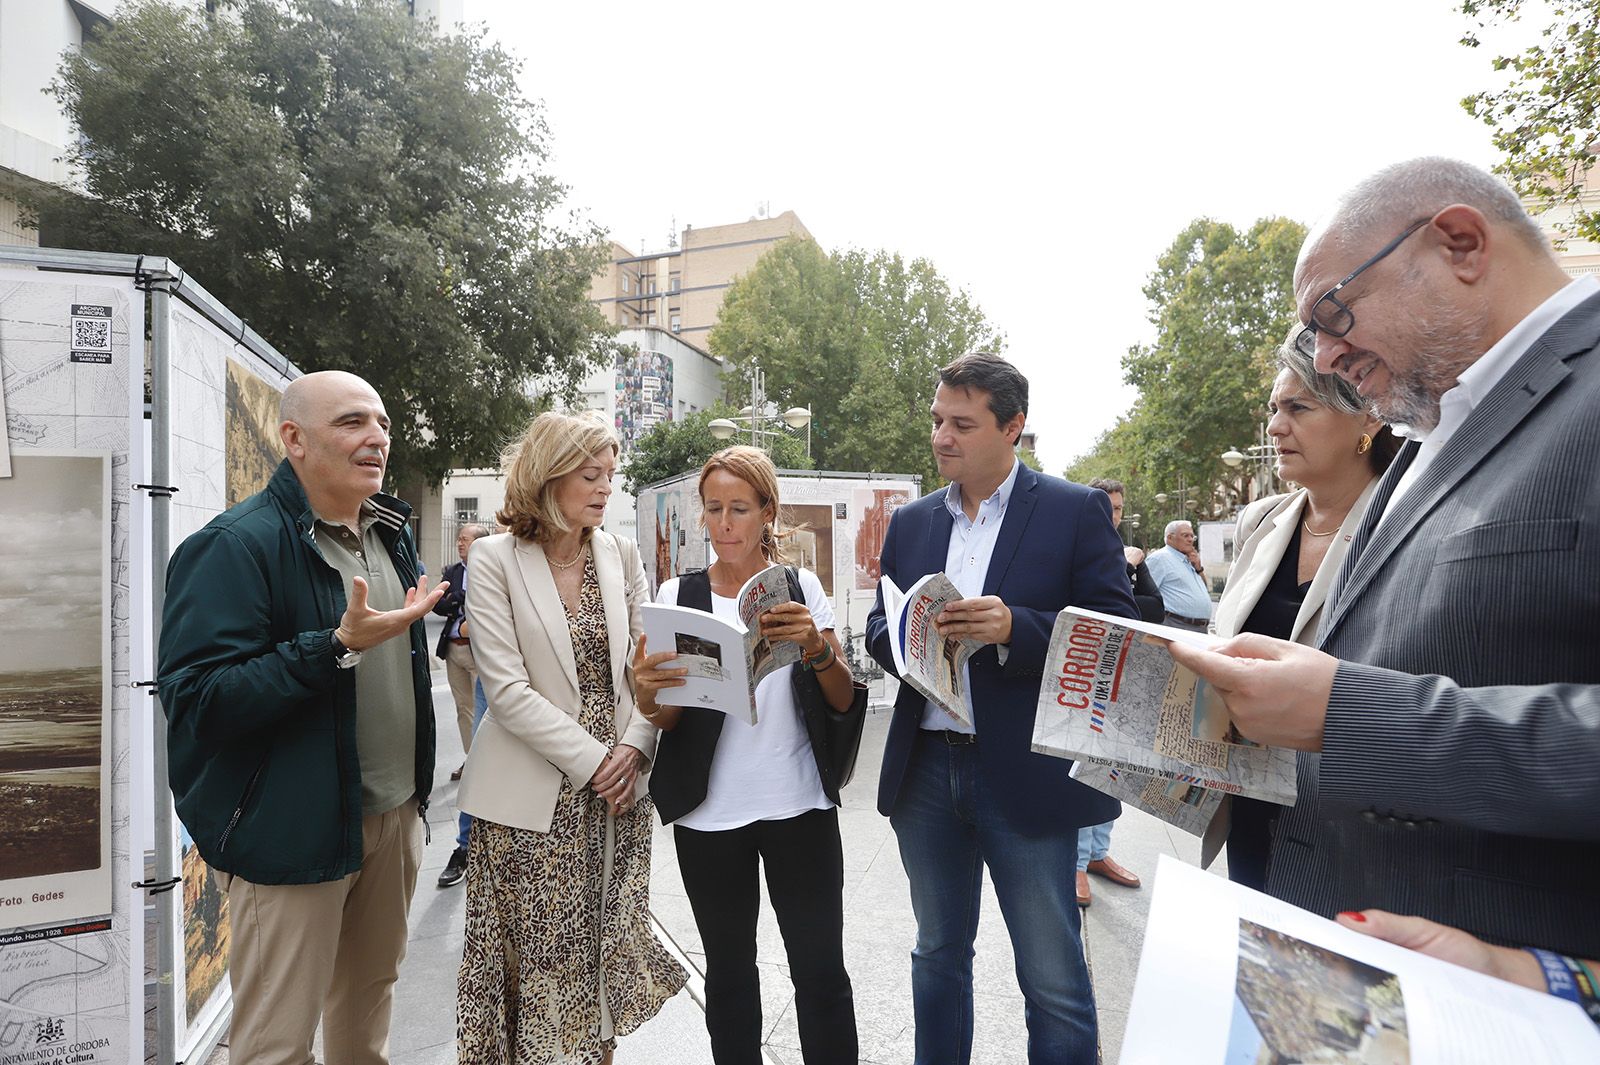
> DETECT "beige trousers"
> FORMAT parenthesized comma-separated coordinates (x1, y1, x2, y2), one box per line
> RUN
(224, 798, 423, 1065)
(443, 640, 478, 754)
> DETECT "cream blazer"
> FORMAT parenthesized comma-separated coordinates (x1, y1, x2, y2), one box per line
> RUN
(1212, 478, 1380, 645)
(1199, 478, 1378, 867)
(457, 529, 658, 833)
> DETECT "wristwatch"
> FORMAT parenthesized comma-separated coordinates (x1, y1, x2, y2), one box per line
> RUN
(331, 631, 364, 670)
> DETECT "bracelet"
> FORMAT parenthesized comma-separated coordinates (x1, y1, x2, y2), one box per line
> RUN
(802, 642, 835, 672)
(1527, 947, 1600, 1025)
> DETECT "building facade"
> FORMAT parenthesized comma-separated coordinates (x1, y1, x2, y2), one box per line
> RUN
(588, 210, 812, 343)
(434, 327, 727, 570)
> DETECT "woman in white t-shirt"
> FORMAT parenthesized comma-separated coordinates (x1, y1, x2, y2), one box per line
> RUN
(636, 445, 859, 1064)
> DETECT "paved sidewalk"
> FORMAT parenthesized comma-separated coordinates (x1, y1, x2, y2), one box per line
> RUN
(204, 628, 1213, 1063)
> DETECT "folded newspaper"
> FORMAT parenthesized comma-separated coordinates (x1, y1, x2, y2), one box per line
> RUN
(1032, 607, 1298, 816)
(879, 573, 982, 728)
(1070, 761, 1224, 840)
(1121, 857, 1600, 1064)
(640, 563, 799, 724)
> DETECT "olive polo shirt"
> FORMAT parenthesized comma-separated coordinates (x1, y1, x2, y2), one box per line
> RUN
(313, 501, 417, 816)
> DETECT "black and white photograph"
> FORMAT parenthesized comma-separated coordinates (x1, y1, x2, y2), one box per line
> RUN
(0, 453, 112, 924)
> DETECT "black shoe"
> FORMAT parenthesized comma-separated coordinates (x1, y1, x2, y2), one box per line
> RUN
(437, 847, 467, 888)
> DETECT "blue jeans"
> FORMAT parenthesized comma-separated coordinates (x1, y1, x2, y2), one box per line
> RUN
(1076, 821, 1113, 872)
(890, 732, 1096, 1065)
(455, 680, 488, 851)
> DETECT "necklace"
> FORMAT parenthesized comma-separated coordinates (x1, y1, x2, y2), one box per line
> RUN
(548, 541, 586, 570)
(1302, 518, 1340, 537)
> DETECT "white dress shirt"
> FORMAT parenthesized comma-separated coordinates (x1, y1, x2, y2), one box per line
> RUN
(1382, 274, 1600, 526)
(920, 460, 1021, 734)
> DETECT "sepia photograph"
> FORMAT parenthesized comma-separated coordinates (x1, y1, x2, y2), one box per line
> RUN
(225, 356, 285, 507)
(180, 822, 230, 1023)
(1228, 918, 1410, 1065)
(780, 503, 834, 597)
(0, 454, 108, 892)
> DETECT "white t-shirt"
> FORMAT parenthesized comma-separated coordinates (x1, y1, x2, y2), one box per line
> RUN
(656, 567, 836, 832)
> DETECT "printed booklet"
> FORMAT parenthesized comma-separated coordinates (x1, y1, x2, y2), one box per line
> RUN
(640, 563, 798, 724)
(1121, 857, 1600, 1063)
(879, 573, 981, 728)
(1032, 606, 1298, 840)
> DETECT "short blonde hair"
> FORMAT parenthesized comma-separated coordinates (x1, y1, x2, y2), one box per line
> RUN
(497, 410, 619, 543)
(698, 446, 789, 562)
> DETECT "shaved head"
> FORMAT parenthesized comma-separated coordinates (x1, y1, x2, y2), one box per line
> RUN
(280, 370, 380, 427)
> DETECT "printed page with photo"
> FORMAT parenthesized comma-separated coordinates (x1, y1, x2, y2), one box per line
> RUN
(1121, 857, 1600, 1064)
(878, 573, 980, 728)
(641, 564, 796, 723)
(1031, 607, 1298, 807)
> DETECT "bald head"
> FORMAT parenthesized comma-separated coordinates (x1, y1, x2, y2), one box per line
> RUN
(1301, 157, 1551, 269)
(280, 370, 381, 428)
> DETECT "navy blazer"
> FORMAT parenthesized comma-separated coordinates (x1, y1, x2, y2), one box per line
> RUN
(431, 559, 468, 660)
(865, 465, 1138, 836)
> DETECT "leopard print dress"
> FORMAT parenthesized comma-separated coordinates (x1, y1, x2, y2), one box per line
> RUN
(457, 555, 686, 1063)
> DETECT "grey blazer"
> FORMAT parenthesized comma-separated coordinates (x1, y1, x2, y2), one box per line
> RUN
(1267, 291, 1600, 958)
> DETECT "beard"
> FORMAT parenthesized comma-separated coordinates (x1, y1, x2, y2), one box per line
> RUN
(1370, 296, 1490, 432)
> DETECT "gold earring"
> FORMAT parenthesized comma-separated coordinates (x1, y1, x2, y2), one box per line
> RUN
(1356, 433, 1372, 455)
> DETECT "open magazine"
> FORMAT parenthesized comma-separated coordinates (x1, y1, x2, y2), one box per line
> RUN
(640, 563, 798, 725)
(1031, 607, 1298, 815)
(879, 573, 981, 728)
(1122, 857, 1600, 1063)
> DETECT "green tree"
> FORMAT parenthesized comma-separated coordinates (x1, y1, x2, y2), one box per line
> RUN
(710, 239, 1002, 489)
(31, 0, 614, 486)
(621, 406, 811, 496)
(1461, 0, 1600, 243)
(1112, 216, 1305, 515)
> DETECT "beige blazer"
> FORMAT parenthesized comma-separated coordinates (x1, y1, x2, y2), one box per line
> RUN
(1199, 478, 1378, 867)
(1212, 478, 1380, 645)
(457, 529, 658, 833)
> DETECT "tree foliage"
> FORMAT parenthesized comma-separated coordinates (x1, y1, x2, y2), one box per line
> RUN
(1461, 0, 1600, 243)
(31, 0, 615, 485)
(709, 239, 1003, 489)
(620, 405, 812, 497)
(1066, 217, 1304, 527)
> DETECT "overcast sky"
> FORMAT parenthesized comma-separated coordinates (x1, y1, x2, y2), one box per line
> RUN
(472, 0, 1514, 472)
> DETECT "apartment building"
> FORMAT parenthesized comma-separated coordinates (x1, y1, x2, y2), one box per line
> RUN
(588, 210, 813, 342)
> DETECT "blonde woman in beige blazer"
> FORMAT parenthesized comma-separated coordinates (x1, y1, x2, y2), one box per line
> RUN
(1208, 340, 1398, 891)
(456, 411, 685, 1064)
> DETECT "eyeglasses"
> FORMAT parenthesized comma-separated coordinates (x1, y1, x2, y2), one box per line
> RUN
(1294, 216, 1433, 358)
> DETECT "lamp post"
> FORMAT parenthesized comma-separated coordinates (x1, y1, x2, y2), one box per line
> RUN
(1220, 423, 1277, 508)
(707, 365, 814, 457)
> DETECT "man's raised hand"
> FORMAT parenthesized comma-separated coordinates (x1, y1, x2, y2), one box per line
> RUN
(336, 574, 449, 652)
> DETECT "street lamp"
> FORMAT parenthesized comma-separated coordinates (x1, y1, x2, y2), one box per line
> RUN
(708, 367, 815, 457)
(1220, 423, 1278, 507)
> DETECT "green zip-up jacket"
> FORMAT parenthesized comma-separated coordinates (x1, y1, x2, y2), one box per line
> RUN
(158, 460, 435, 884)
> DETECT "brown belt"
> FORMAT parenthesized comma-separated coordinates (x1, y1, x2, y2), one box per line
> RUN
(449, 637, 471, 645)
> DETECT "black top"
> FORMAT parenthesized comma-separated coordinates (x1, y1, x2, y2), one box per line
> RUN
(1129, 560, 1165, 624)
(1240, 526, 1310, 642)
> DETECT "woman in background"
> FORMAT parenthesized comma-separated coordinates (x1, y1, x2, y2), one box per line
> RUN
(1211, 333, 1399, 890)
(638, 445, 859, 1065)
(456, 410, 684, 1064)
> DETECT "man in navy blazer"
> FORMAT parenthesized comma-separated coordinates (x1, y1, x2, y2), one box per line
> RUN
(867, 354, 1137, 1065)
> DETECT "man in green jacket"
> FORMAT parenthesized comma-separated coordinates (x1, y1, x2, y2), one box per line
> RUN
(159, 370, 446, 1065)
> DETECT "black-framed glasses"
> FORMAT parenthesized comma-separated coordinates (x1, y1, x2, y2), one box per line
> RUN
(1294, 216, 1433, 357)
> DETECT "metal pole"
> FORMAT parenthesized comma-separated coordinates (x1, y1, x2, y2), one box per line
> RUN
(149, 282, 179, 1065)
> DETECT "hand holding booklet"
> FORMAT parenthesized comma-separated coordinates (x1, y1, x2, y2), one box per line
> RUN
(640, 563, 799, 725)
(879, 573, 982, 728)
(1121, 857, 1600, 1063)
(1030, 607, 1298, 847)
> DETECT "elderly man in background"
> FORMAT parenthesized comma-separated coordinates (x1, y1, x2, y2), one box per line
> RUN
(1144, 519, 1212, 632)
(434, 522, 491, 782)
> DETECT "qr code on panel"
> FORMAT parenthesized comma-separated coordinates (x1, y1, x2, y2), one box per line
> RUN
(72, 317, 111, 351)
(69, 303, 113, 364)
